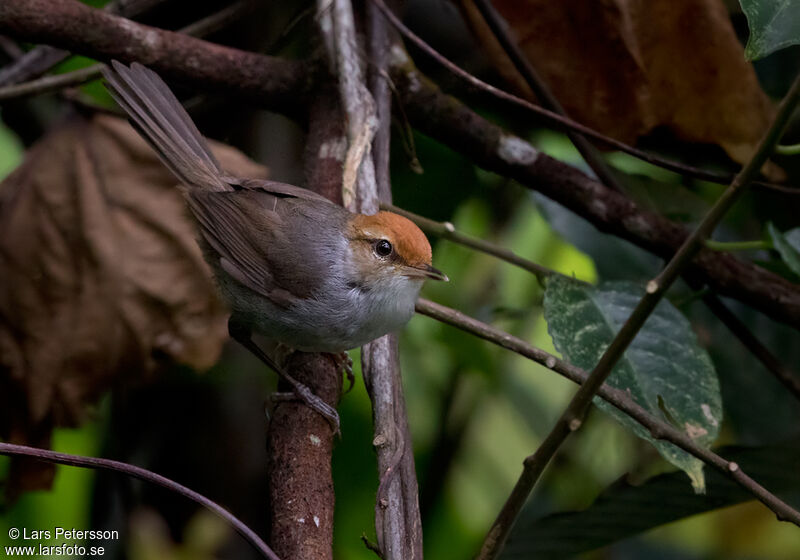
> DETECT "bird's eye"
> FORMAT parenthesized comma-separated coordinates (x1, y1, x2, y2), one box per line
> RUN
(374, 239, 393, 257)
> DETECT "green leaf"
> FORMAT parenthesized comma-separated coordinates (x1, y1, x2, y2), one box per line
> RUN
(543, 277, 722, 491)
(501, 439, 800, 559)
(767, 222, 800, 278)
(740, 0, 800, 60)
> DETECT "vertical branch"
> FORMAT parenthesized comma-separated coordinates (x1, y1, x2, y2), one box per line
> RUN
(266, 353, 341, 560)
(265, 85, 346, 560)
(317, 0, 378, 210)
(316, 0, 423, 557)
(363, 2, 423, 559)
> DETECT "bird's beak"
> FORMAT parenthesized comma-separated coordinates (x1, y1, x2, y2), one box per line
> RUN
(406, 263, 449, 282)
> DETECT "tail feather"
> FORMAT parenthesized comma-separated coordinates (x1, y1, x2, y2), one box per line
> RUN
(103, 61, 228, 191)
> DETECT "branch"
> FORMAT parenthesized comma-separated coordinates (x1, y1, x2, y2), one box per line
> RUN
(389, 60, 800, 331)
(0, 0, 310, 114)
(0, 0, 168, 88)
(476, 71, 800, 559)
(382, 203, 554, 282)
(370, 0, 797, 196)
(0, 63, 100, 100)
(264, 73, 349, 560)
(317, 1, 424, 556)
(317, 0, 378, 210)
(266, 353, 340, 560)
(700, 292, 800, 401)
(414, 299, 800, 528)
(0, 442, 280, 560)
(0, 0, 253, 102)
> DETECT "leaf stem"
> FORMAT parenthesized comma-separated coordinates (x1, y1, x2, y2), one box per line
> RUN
(704, 239, 771, 251)
(775, 143, 800, 156)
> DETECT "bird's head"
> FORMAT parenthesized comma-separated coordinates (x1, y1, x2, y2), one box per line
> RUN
(347, 211, 447, 289)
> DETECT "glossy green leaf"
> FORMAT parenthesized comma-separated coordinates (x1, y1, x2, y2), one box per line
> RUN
(740, 0, 800, 60)
(502, 439, 800, 559)
(543, 277, 722, 491)
(767, 222, 800, 277)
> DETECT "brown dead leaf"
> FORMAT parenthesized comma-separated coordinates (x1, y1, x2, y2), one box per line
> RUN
(0, 113, 267, 496)
(461, 0, 778, 175)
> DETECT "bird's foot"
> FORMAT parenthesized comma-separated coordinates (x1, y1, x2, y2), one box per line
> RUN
(269, 389, 341, 435)
(228, 318, 340, 434)
(331, 351, 355, 393)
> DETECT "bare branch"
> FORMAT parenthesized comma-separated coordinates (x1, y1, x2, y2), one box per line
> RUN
(0, 0, 163, 87)
(701, 292, 800, 401)
(382, 203, 555, 282)
(317, 0, 378, 209)
(414, 299, 800, 531)
(0, 442, 281, 560)
(0, 0, 254, 102)
(315, 1, 425, 557)
(266, 353, 341, 560)
(0, 0, 310, 114)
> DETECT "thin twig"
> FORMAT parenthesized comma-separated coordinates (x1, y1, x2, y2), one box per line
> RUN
(0, 0, 165, 87)
(701, 292, 800, 401)
(382, 202, 555, 283)
(369, 0, 798, 196)
(0, 63, 100, 100)
(361, 2, 424, 557)
(414, 299, 800, 528)
(0, 0, 254, 102)
(0, 0, 308, 115)
(470, 0, 625, 193)
(0, 442, 280, 560)
(775, 143, 800, 156)
(476, 71, 800, 560)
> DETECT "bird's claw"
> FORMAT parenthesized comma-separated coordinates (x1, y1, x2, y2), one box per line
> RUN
(291, 383, 341, 435)
(332, 352, 355, 393)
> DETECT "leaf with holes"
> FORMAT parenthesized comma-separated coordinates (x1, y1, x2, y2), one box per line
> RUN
(767, 222, 800, 278)
(740, 0, 800, 60)
(543, 276, 722, 491)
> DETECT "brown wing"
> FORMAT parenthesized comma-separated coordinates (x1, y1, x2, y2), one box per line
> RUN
(186, 183, 342, 306)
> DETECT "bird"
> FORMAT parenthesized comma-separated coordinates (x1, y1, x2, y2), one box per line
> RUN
(102, 61, 447, 431)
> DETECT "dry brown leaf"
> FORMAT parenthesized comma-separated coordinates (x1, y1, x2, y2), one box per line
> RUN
(0, 113, 267, 496)
(461, 0, 778, 174)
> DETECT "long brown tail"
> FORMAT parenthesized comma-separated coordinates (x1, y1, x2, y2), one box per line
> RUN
(102, 61, 229, 191)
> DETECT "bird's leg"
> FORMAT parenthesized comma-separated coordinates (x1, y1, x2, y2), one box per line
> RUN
(331, 352, 355, 394)
(228, 319, 340, 434)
